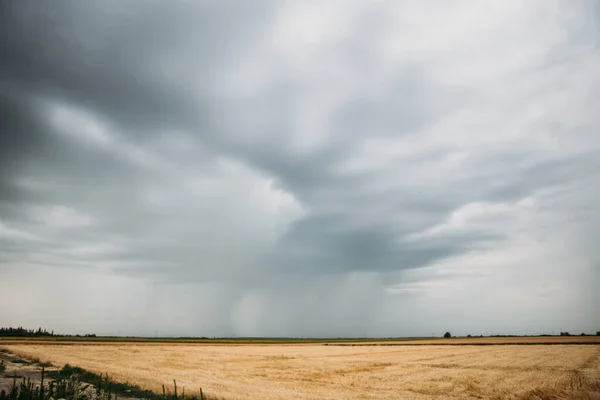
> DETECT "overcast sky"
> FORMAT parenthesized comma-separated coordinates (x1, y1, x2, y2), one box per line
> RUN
(1, 1, 599, 337)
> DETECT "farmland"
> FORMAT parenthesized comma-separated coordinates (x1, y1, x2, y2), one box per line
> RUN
(3, 339, 600, 400)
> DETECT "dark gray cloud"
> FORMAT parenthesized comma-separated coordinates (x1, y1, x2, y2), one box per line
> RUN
(1, 0, 599, 337)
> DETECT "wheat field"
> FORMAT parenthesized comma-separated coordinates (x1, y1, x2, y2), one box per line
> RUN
(4, 343, 600, 400)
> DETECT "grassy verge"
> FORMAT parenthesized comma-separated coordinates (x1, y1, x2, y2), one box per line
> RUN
(0, 351, 214, 400)
(56, 365, 212, 400)
(0, 336, 429, 344)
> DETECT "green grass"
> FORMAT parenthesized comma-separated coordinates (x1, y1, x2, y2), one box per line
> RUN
(0, 365, 214, 400)
(58, 365, 213, 400)
(9, 358, 29, 364)
(0, 367, 89, 400)
(0, 336, 429, 344)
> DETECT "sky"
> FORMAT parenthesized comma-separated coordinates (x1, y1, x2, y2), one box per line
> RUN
(0, 0, 599, 338)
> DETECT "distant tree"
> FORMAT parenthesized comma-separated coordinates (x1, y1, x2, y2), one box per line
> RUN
(0, 326, 56, 337)
(580, 333, 586, 336)
(444, 332, 452, 338)
(597, 331, 600, 336)
(467, 334, 472, 338)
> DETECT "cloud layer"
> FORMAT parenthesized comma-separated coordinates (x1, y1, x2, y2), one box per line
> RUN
(1, 0, 599, 337)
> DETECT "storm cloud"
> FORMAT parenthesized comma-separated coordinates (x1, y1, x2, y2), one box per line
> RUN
(1, 0, 599, 337)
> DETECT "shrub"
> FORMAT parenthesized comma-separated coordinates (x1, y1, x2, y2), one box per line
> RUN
(444, 332, 452, 338)
(0, 368, 90, 400)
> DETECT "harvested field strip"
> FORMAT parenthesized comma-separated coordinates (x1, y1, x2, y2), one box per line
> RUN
(4, 343, 600, 400)
(1, 336, 599, 346)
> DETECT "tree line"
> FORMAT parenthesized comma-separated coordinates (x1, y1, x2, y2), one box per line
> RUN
(0, 326, 97, 337)
(0, 327, 54, 337)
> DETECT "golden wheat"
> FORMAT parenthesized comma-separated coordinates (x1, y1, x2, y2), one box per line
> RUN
(4, 343, 600, 400)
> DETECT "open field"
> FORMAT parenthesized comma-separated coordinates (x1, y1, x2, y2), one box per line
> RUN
(0, 337, 428, 345)
(1, 335, 599, 345)
(3, 342, 600, 400)
(338, 336, 600, 346)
